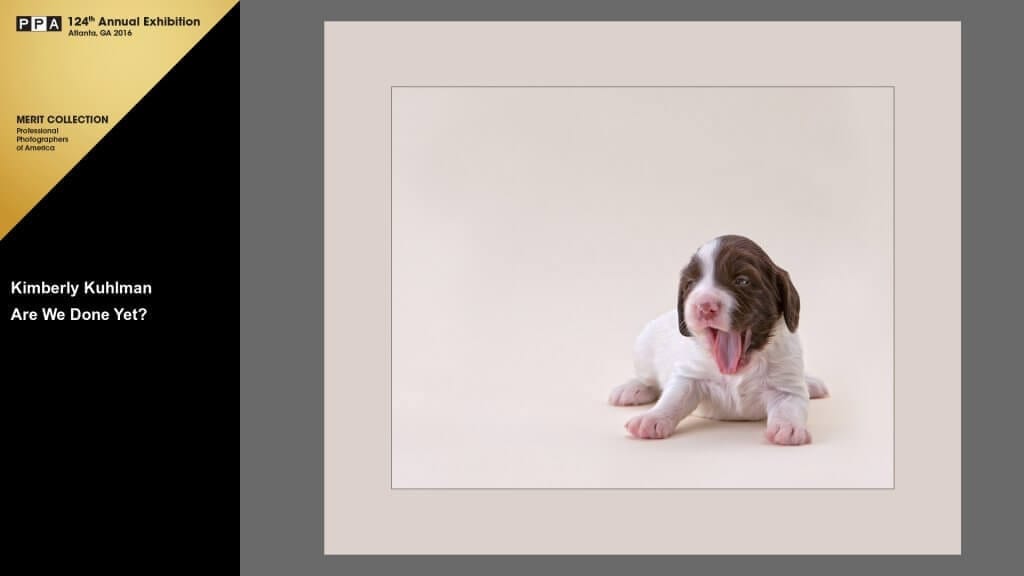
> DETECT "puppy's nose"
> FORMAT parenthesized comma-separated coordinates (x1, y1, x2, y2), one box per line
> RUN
(696, 298, 721, 319)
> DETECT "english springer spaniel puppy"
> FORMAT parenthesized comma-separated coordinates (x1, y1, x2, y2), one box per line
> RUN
(608, 235, 828, 445)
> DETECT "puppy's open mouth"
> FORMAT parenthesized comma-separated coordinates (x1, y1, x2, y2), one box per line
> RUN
(709, 328, 752, 375)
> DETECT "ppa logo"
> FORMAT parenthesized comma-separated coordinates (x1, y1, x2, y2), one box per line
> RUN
(16, 16, 62, 32)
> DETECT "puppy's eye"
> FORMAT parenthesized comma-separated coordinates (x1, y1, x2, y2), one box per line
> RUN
(734, 275, 750, 287)
(684, 279, 695, 291)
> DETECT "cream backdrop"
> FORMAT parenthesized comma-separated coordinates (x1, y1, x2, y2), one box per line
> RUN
(390, 87, 893, 488)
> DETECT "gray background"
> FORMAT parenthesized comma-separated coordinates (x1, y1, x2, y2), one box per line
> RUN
(241, 0, 1010, 571)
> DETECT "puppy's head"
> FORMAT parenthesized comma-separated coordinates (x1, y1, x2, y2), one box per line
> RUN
(677, 235, 800, 375)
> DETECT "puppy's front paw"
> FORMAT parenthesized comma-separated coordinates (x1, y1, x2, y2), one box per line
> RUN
(625, 412, 679, 439)
(608, 379, 660, 406)
(765, 421, 812, 446)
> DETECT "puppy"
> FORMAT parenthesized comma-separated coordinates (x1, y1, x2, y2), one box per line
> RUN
(608, 235, 828, 445)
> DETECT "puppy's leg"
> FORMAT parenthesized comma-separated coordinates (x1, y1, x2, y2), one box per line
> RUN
(624, 374, 701, 440)
(612, 319, 663, 406)
(763, 389, 812, 446)
(608, 377, 660, 406)
(806, 375, 829, 399)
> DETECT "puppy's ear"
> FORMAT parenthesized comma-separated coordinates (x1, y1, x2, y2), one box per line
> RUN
(677, 275, 692, 337)
(775, 266, 800, 332)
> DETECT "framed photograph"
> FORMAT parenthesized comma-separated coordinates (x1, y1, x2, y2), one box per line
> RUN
(324, 22, 959, 554)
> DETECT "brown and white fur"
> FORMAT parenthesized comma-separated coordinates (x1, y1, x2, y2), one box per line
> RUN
(608, 235, 828, 445)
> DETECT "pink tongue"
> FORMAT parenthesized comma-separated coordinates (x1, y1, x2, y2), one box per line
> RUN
(713, 330, 744, 374)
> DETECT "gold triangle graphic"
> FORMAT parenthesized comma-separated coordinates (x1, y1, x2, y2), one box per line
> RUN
(0, 0, 237, 240)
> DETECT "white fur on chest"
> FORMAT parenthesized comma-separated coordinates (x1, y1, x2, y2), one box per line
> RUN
(632, 309, 805, 421)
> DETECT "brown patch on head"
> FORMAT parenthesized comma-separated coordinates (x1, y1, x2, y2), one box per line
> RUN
(676, 255, 702, 337)
(713, 235, 800, 351)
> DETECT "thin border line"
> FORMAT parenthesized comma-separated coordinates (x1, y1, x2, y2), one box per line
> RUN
(389, 86, 394, 490)
(892, 86, 896, 490)
(388, 85, 896, 491)
(391, 85, 894, 88)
